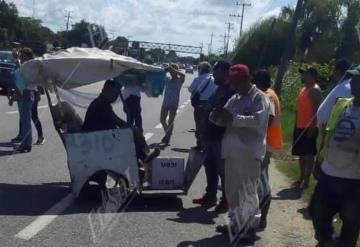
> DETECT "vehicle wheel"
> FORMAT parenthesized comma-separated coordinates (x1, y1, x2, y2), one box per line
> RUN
(101, 173, 131, 209)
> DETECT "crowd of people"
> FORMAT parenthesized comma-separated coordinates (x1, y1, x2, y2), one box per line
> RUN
(187, 59, 360, 246)
(6, 46, 360, 246)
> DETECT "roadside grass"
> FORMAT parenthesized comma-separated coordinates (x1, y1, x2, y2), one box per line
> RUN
(274, 110, 360, 246)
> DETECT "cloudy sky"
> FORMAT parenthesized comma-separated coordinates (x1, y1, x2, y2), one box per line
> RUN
(10, 0, 296, 55)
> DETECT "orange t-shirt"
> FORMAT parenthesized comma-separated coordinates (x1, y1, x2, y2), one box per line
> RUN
(265, 88, 283, 150)
(296, 84, 320, 128)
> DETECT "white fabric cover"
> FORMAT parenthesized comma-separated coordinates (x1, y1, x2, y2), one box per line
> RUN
(20, 47, 163, 89)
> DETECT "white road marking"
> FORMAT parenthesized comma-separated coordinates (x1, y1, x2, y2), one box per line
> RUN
(15, 194, 74, 240)
(144, 133, 154, 140)
(179, 105, 186, 109)
(6, 105, 48, 114)
(155, 123, 162, 129)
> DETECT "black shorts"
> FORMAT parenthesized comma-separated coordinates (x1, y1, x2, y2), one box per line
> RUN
(292, 128, 318, 156)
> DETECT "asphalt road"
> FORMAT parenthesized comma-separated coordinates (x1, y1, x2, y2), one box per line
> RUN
(0, 73, 235, 247)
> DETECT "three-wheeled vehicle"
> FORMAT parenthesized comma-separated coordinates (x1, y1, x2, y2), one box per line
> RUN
(19, 47, 204, 200)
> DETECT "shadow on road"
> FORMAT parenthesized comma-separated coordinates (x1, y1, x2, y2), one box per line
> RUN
(0, 150, 15, 157)
(272, 187, 302, 200)
(0, 142, 14, 148)
(297, 207, 312, 220)
(127, 196, 183, 212)
(171, 148, 191, 153)
(167, 205, 218, 225)
(0, 182, 71, 216)
(177, 234, 230, 247)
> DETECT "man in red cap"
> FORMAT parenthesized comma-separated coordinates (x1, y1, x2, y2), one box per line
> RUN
(210, 64, 271, 244)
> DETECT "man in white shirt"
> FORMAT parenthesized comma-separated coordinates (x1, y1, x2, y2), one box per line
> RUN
(311, 65, 360, 247)
(317, 59, 352, 124)
(211, 64, 271, 243)
(189, 62, 217, 149)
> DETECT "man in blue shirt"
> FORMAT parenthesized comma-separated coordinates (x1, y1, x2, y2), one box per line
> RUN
(160, 64, 185, 145)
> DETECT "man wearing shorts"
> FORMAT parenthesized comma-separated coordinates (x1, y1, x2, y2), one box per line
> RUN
(292, 67, 322, 190)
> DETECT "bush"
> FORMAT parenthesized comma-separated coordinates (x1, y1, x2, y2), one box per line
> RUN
(272, 61, 334, 113)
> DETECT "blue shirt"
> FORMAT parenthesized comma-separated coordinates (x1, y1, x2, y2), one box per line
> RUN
(162, 77, 184, 108)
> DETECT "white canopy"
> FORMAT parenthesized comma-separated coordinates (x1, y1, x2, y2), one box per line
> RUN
(20, 47, 163, 89)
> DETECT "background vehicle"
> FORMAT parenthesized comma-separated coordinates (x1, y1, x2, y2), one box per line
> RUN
(0, 51, 17, 95)
(185, 65, 194, 74)
(161, 63, 169, 70)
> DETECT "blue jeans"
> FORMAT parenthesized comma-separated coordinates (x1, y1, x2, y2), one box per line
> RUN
(203, 139, 225, 201)
(18, 90, 34, 147)
(124, 95, 143, 132)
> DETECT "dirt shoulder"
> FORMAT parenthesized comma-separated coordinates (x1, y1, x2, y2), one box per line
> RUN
(255, 159, 316, 247)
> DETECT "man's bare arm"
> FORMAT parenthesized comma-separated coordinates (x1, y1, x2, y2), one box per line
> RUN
(309, 88, 322, 110)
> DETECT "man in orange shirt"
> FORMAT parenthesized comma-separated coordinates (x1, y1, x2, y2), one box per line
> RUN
(254, 69, 283, 230)
(292, 67, 322, 190)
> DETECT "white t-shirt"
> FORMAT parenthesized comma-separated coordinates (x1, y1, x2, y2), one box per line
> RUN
(322, 104, 360, 180)
(221, 86, 270, 160)
(188, 73, 209, 93)
(197, 76, 218, 101)
(317, 79, 352, 124)
(121, 85, 141, 100)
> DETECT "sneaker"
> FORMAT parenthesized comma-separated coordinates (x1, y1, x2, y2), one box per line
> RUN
(35, 137, 45, 145)
(11, 136, 23, 143)
(13, 145, 31, 153)
(214, 200, 228, 214)
(192, 196, 216, 206)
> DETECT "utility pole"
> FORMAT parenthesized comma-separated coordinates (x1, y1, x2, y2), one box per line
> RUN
(225, 22, 233, 58)
(274, 0, 306, 96)
(209, 32, 214, 55)
(231, 1, 251, 38)
(65, 10, 73, 31)
(32, 0, 36, 18)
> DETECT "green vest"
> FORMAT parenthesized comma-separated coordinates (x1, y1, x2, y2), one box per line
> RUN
(317, 97, 354, 163)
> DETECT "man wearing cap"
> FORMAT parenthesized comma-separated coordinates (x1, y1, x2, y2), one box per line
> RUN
(310, 65, 360, 247)
(192, 61, 234, 213)
(210, 64, 271, 241)
(160, 64, 185, 145)
(188, 61, 217, 150)
(292, 67, 322, 190)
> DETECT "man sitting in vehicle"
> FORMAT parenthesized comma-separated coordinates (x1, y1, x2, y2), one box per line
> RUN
(83, 79, 159, 187)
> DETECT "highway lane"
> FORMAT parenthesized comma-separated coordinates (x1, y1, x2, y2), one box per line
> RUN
(0, 73, 233, 247)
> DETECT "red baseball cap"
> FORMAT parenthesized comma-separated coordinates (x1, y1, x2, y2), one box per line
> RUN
(227, 64, 250, 84)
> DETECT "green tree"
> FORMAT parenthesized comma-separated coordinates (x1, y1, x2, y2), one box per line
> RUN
(59, 20, 108, 48)
(232, 12, 292, 70)
(336, 0, 360, 60)
(0, 0, 19, 47)
(15, 17, 56, 54)
(110, 36, 129, 54)
(298, 0, 342, 62)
